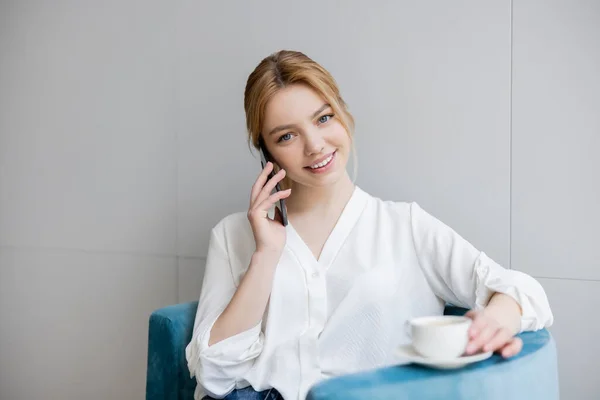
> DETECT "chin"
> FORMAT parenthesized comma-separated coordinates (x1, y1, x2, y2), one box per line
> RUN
(293, 165, 348, 188)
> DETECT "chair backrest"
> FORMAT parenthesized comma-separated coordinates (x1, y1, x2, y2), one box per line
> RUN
(146, 301, 198, 400)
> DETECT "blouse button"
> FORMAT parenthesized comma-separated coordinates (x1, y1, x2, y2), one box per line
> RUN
(311, 271, 319, 279)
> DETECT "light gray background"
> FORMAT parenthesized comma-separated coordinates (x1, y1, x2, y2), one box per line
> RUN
(0, 1, 598, 399)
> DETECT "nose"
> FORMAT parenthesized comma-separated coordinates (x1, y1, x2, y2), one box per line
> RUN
(303, 130, 325, 156)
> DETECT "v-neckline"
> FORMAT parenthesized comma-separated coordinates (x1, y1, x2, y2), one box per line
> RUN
(285, 186, 369, 270)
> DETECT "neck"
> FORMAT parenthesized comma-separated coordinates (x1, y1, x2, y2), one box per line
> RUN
(286, 172, 355, 217)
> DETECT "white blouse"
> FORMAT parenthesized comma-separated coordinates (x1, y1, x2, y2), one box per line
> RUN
(185, 187, 553, 400)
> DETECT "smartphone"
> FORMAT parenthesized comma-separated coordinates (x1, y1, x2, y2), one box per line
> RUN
(258, 139, 288, 226)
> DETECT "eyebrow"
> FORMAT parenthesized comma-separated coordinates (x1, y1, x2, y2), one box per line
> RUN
(267, 103, 331, 136)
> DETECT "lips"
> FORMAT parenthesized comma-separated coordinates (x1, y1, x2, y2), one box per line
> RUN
(306, 151, 336, 169)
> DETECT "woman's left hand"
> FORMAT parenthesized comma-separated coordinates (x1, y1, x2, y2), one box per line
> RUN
(464, 309, 523, 358)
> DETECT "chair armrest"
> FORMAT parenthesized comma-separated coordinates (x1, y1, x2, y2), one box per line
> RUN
(146, 301, 199, 400)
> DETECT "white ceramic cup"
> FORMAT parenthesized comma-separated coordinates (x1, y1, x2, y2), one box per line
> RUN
(408, 315, 472, 359)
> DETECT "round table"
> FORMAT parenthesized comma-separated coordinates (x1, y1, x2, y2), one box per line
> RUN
(306, 329, 558, 400)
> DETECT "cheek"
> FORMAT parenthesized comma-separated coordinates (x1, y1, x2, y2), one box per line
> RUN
(273, 146, 303, 170)
(329, 123, 351, 150)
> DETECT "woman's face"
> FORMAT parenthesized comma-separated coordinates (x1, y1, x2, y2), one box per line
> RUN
(261, 84, 351, 189)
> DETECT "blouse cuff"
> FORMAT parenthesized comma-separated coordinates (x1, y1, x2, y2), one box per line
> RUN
(186, 315, 264, 378)
(473, 252, 553, 333)
(203, 320, 263, 359)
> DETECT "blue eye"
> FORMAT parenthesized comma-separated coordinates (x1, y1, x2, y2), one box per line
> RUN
(318, 114, 334, 124)
(277, 133, 292, 143)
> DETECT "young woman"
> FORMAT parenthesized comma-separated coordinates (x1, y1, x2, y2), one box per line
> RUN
(185, 50, 553, 400)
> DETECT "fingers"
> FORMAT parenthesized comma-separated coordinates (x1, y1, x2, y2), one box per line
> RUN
(465, 310, 523, 357)
(466, 310, 485, 337)
(482, 328, 513, 353)
(253, 168, 287, 207)
(466, 324, 497, 355)
(248, 188, 291, 223)
(250, 162, 288, 207)
(500, 337, 523, 358)
(255, 189, 292, 217)
(246, 207, 269, 222)
(250, 162, 274, 205)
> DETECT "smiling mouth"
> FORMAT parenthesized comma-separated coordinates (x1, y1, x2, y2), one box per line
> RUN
(306, 151, 336, 169)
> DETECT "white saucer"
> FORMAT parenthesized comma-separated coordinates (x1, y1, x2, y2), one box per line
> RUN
(395, 344, 493, 370)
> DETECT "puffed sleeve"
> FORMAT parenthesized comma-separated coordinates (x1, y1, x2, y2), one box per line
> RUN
(185, 226, 264, 399)
(409, 202, 553, 332)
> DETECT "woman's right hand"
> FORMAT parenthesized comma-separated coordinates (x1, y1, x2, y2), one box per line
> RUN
(247, 161, 291, 256)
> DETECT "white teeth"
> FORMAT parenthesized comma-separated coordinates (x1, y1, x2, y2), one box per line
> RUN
(310, 154, 334, 169)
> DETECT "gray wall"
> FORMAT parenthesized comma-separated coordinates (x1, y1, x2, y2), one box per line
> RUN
(0, 1, 597, 399)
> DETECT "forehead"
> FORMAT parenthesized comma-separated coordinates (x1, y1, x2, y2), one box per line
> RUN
(263, 84, 326, 127)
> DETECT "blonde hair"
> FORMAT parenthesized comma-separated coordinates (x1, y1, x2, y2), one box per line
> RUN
(243, 50, 357, 185)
